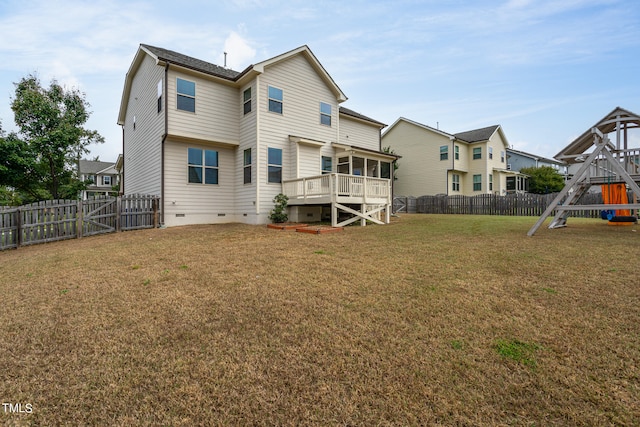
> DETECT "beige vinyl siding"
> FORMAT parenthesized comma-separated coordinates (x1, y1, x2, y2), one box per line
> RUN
(467, 143, 487, 194)
(167, 69, 240, 145)
(257, 54, 339, 216)
(382, 120, 450, 196)
(123, 54, 164, 196)
(340, 116, 381, 152)
(487, 131, 509, 194)
(297, 144, 322, 177)
(163, 139, 237, 226)
(236, 81, 259, 221)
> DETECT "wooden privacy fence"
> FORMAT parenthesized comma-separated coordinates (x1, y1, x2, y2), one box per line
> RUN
(0, 194, 159, 251)
(393, 192, 612, 217)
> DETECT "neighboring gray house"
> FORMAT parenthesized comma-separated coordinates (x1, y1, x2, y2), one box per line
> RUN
(506, 148, 567, 176)
(78, 159, 119, 200)
(117, 44, 396, 227)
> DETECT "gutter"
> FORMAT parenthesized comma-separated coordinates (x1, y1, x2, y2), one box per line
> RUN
(161, 63, 169, 226)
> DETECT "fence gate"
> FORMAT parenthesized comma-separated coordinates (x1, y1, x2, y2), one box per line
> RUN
(82, 196, 118, 236)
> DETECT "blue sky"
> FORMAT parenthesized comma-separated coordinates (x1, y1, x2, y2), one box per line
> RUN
(0, 0, 639, 162)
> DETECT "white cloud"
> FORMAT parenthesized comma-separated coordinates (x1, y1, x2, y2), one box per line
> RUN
(218, 31, 257, 70)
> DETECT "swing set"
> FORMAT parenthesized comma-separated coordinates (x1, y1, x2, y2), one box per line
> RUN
(528, 107, 640, 236)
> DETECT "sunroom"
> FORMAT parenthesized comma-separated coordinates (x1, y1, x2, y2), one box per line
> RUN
(283, 143, 398, 227)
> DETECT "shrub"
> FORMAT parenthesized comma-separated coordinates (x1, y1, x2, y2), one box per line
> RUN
(269, 193, 289, 223)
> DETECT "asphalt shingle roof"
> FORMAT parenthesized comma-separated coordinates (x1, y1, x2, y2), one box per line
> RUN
(454, 125, 500, 143)
(79, 160, 116, 174)
(339, 107, 386, 127)
(141, 44, 242, 80)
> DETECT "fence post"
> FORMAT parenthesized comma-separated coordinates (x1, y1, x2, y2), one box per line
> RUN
(116, 196, 122, 232)
(16, 208, 22, 248)
(153, 198, 159, 228)
(76, 200, 83, 239)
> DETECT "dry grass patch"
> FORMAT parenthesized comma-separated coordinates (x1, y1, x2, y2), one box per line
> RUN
(1, 215, 639, 425)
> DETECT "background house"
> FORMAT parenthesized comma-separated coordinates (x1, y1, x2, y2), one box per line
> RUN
(507, 148, 567, 175)
(118, 44, 395, 227)
(78, 159, 119, 200)
(382, 118, 526, 196)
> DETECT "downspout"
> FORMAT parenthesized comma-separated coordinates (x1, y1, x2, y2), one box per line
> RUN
(448, 136, 455, 195)
(121, 126, 125, 195)
(161, 62, 169, 226)
(255, 74, 261, 218)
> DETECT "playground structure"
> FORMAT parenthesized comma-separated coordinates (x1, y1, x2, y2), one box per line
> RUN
(528, 107, 640, 236)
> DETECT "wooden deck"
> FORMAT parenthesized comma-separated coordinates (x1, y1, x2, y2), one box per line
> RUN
(282, 173, 392, 226)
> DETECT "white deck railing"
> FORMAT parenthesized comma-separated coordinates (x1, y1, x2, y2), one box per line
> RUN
(282, 173, 391, 204)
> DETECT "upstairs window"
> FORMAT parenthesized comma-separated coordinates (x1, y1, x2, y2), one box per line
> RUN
(188, 148, 218, 185)
(243, 87, 252, 115)
(177, 78, 196, 112)
(440, 145, 448, 161)
(268, 86, 283, 114)
(455, 145, 459, 160)
(501, 151, 505, 163)
(322, 156, 332, 174)
(268, 147, 282, 183)
(320, 102, 332, 126)
(243, 148, 252, 184)
(489, 147, 493, 159)
(102, 176, 112, 186)
(473, 147, 482, 160)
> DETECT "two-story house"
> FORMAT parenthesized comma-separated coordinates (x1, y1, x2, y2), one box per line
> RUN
(117, 44, 396, 227)
(382, 117, 526, 196)
(78, 159, 119, 200)
(506, 148, 567, 175)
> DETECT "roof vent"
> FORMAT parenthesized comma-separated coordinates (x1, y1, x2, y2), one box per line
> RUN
(224, 52, 227, 68)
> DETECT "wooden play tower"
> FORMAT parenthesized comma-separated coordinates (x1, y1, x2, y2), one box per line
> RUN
(528, 107, 640, 236)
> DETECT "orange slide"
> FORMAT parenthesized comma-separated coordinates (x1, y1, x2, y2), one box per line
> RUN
(601, 183, 633, 225)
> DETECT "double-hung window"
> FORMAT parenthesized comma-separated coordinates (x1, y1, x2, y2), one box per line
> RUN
(489, 147, 493, 159)
(473, 147, 482, 160)
(243, 88, 252, 115)
(268, 86, 283, 114)
(177, 78, 196, 112)
(322, 156, 332, 174)
(103, 176, 112, 186)
(489, 174, 493, 191)
(473, 174, 482, 191)
(501, 151, 505, 163)
(320, 102, 332, 126)
(452, 174, 460, 192)
(243, 148, 252, 184)
(188, 148, 218, 185)
(268, 147, 282, 183)
(455, 145, 459, 160)
(440, 145, 448, 161)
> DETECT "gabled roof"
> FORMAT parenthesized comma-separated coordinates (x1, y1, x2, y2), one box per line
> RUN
(454, 125, 500, 143)
(339, 107, 386, 128)
(118, 44, 347, 124)
(383, 117, 455, 139)
(554, 107, 640, 162)
(79, 160, 117, 175)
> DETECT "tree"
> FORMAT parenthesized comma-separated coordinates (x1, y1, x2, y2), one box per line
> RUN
(520, 166, 565, 194)
(3, 74, 104, 202)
